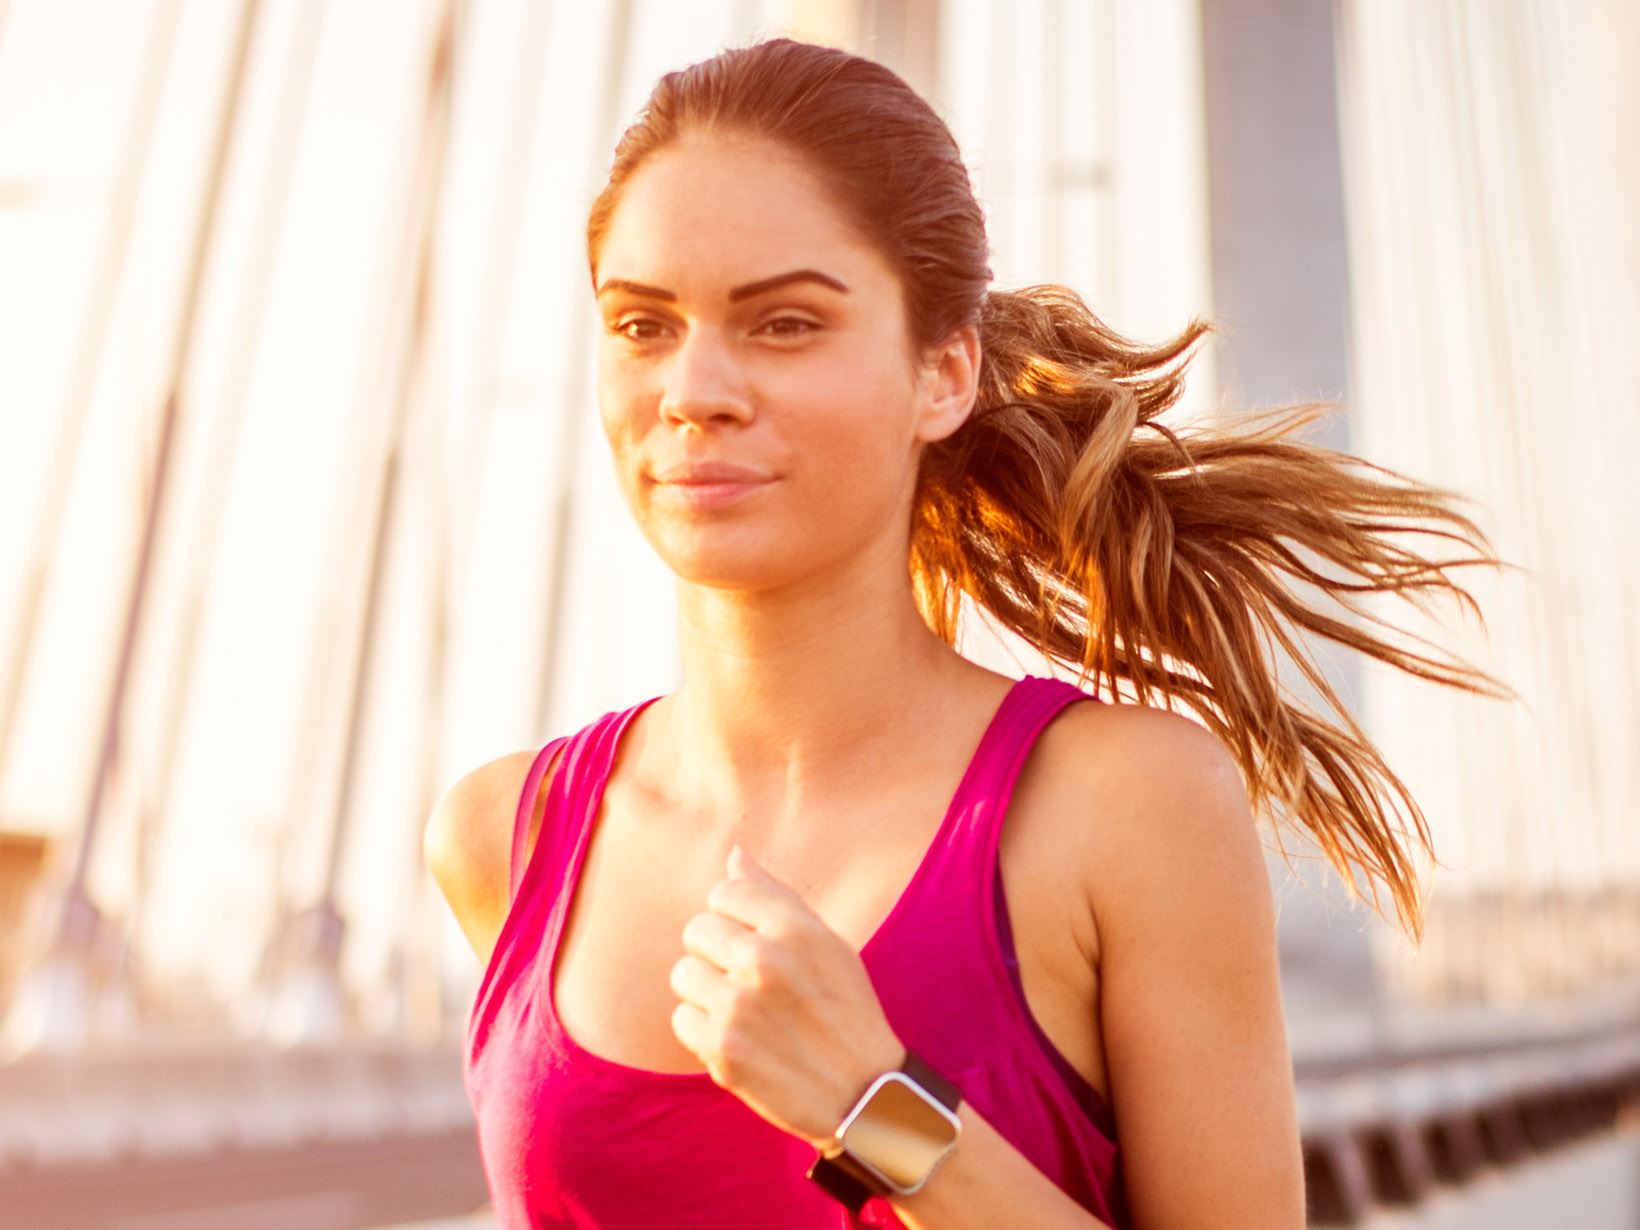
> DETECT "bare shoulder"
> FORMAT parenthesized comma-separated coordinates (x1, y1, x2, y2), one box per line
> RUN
(1034, 698, 1267, 936)
(423, 744, 565, 963)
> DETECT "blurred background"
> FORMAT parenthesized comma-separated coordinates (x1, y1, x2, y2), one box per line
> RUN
(0, 0, 1636, 1227)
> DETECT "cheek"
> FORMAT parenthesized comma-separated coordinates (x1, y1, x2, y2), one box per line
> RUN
(786, 369, 918, 511)
(595, 366, 647, 462)
(833, 351, 917, 456)
(596, 405, 658, 532)
(594, 351, 622, 426)
(596, 397, 625, 454)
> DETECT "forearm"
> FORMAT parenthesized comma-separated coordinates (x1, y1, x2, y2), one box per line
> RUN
(885, 1097, 1114, 1230)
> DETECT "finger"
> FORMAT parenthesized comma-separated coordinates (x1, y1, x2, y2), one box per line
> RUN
(712, 856, 821, 929)
(680, 909, 756, 972)
(706, 874, 790, 931)
(669, 951, 730, 1014)
(670, 998, 712, 1062)
(727, 841, 774, 881)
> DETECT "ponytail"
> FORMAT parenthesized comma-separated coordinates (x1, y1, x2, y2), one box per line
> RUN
(911, 284, 1513, 938)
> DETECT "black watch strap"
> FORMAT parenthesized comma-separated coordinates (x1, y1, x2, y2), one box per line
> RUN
(806, 1048, 962, 1212)
(902, 1050, 961, 1111)
(805, 1148, 879, 1212)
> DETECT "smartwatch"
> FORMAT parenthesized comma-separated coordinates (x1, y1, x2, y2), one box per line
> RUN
(806, 1049, 963, 1212)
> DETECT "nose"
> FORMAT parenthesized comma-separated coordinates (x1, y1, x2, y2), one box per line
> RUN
(658, 325, 752, 431)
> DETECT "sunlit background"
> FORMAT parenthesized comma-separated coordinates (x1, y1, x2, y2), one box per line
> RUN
(1, 1, 1636, 1227)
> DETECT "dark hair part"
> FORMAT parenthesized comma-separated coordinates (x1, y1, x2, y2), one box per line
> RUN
(585, 37, 1511, 938)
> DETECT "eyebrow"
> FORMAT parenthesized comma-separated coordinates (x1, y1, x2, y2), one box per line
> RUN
(594, 268, 850, 302)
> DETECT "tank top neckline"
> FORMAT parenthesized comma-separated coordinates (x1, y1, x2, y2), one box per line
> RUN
(537, 673, 1039, 1087)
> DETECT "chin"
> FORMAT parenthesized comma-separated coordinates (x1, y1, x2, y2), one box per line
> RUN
(645, 529, 811, 593)
(662, 551, 803, 592)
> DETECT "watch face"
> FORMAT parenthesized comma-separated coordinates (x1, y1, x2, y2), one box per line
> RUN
(838, 1072, 961, 1192)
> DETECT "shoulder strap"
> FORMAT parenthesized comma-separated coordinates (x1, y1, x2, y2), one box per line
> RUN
(979, 676, 1100, 815)
(509, 735, 571, 904)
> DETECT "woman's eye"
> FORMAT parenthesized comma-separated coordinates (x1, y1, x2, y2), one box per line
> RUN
(757, 316, 818, 339)
(613, 318, 667, 342)
(610, 316, 816, 343)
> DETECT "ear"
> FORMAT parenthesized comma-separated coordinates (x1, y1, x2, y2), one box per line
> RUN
(912, 324, 981, 446)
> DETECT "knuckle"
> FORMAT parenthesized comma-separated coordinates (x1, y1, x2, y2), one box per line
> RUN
(743, 936, 783, 986)
(715, 1022, 751, 1081)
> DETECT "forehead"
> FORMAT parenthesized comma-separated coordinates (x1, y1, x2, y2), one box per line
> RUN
(596, 132, 891, 297)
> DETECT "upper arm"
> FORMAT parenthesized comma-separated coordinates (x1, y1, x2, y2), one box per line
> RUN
(423, 743, 565, 964)
(1077, 706, 1304, 1229)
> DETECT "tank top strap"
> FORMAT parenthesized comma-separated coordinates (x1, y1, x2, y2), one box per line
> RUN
(470, 703, 657, 1068)
(508, 735, 572, 906)
(968, 674, 1100, 837)
(510, 696, 665, 909)
(852, 675, 1100, 934)
(933, 672, 1101, 949)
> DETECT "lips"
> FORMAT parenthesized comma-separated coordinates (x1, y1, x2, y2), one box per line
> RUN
(648, 459, 775, 512)
(651, 459, 775, 484)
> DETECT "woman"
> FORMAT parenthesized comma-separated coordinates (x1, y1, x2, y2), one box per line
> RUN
(426, 37, 1504, 1229)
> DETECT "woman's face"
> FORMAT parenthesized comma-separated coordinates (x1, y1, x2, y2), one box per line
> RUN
(593, 131, 968, 593)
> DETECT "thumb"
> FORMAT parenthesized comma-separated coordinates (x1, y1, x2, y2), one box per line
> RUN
(727, 841, 768, 881)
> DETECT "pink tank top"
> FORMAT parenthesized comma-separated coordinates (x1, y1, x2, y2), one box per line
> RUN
(463, 674, 1129, 1228)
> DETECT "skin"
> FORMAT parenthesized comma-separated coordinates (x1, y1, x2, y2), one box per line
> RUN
(426, 131, 1304, 1228)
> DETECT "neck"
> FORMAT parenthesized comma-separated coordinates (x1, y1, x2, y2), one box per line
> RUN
(655, 546, 982, 843)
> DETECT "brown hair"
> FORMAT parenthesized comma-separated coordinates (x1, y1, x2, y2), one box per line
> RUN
(585, 37, 1511, 937)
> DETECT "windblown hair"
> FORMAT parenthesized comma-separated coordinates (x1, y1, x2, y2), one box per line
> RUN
(585, 37, 1510, 938)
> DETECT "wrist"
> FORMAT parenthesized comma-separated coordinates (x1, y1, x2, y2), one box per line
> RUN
(806, 1035, 910, 1151)
(805, 1046, 965, 1211)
